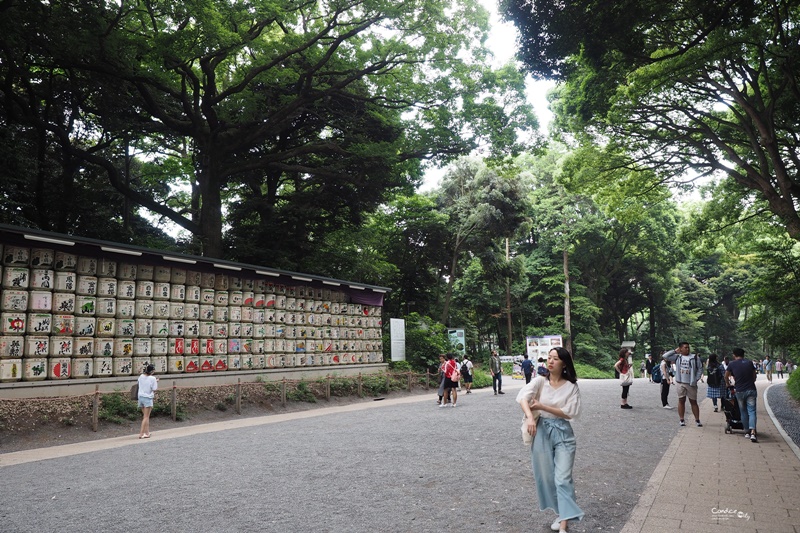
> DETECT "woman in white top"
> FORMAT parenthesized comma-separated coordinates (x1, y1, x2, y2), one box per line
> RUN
(517, 347, 582, 533)
(137, 363, 158, 439)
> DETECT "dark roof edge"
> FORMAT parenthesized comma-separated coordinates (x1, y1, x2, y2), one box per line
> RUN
(0, 224, 390, 294)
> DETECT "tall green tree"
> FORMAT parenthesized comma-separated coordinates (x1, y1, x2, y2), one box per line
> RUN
(2, 0, 537, 259)
(436, 158, 530, 327)
(502, 0, 800, 242)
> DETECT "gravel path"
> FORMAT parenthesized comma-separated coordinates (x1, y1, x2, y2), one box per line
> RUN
(766, 381, 800, 450)
(0, 378, 696, 533)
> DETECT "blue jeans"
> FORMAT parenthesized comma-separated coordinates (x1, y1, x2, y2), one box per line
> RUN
(531, 418, 584, 522)
(492, 373, 502, 392)
(735, 389, 757, 431)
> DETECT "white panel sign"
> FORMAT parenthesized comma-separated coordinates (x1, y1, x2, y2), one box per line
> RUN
(390, 318, 405, 361)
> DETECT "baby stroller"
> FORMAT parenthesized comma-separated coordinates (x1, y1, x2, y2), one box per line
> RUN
(721, 386, 744, 434)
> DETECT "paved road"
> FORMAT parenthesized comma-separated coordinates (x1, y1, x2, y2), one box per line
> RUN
(1, 378, 687, 532)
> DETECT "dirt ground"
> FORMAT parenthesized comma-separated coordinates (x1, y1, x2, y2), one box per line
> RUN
(0, 381, 435, 454)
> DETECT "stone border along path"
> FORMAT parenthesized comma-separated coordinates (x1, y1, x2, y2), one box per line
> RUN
(621, 379, 800, 533)
(2, 377, 795, 532)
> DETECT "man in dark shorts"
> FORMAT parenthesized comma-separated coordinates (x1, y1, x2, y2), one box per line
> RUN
(461, 355, 474, 393)
(725, 347, 759, 442)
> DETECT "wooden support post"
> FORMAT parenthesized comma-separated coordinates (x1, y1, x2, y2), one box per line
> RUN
(407, 371, 412, 392)
(326, 375, 331, 401)
(358, 372, 363, 397)
(426, 370, 430, 390)
(92, 385, 99, 432)
(281, 378, 287, 407)
(236, 378, 242, 414)
(171, 381, 177, 421)
(386, 371, 390, 391)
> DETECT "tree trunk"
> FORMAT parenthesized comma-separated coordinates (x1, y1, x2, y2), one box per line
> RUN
(440, 252, 458, 327)
(648, 288, 658, 357)
(195, 148, 224, 258)
(563, 248, 573, 356)
(506, 238, 513, 356)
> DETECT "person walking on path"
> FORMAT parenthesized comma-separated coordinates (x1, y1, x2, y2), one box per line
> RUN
(137, 363, 158, 439)
(659, 356, 674, 409)
(440, 353, 459, 408)
(763, 355, 773, 383)
(662, 342, 703, 427)
(776, 359, 784, 379)
(460, 355, 474, 393)
(517, 346, 583, 533)
(490, 350, 504, 394)
(614, 348, 633, 409)
(705, 353, 724, 412)
(522, 354, 534, 384)
(436, 354, 446, 405)
(725, 347, 759, 442)
(645, 354, 654, 382)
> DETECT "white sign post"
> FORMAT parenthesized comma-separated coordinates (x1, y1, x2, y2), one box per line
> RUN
(390, 318, 406, 361)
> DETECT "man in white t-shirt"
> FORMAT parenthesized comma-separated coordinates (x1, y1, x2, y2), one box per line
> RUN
(461, 356, 474, 394)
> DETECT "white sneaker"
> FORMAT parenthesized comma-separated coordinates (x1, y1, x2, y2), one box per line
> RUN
(663, 405, 674, 409)
(551, 519, 561, 531)
(439, 403, 447, 408)
(452, 403, 457, 407)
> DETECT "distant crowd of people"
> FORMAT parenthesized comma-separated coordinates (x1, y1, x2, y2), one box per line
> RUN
(432, 341, 788, 532)
(624, 344, 787, 443)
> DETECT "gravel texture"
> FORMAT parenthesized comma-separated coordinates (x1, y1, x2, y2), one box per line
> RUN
(0, 378, 689, 533)
(766, 382, 800, 449)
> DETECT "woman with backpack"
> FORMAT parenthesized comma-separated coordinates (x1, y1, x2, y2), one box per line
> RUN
(705, 353, 724, 412)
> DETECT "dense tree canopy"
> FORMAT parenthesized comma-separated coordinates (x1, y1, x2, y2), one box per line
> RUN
(502, 0, 800, 241)
(1, 0, 537, 259)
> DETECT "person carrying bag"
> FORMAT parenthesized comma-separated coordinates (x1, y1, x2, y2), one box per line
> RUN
(615, 348, 633, 409)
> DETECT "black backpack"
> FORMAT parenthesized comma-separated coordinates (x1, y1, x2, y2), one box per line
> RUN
(460, 362, 469, 375)
(707, 364, 722, 387)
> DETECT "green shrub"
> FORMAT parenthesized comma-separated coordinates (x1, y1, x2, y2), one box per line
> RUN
(470, 368, 493, 389)
(287, 381, 317, 403)
(389, 360, 412, 372)
(787, 370, 800, 402)
(575, 362, 615, 379)
(362, 373, 390, 396)
(262, 381, 281, 395)
(99, 392, 139, 424)
(330, 376, 358, 396)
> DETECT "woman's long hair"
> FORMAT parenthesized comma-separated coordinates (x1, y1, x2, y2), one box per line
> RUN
(551, 347, 578, 384)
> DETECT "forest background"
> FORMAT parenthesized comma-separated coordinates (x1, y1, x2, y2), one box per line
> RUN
(2, 0, 800, 375)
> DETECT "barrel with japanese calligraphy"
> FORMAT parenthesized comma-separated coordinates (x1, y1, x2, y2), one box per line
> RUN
(93, 357, 113, 377)
(0, 359, 21, 382)
(22, 358, 47, 381)
(71, 358, 93, 379)
(132, 357, 151, 376)
(118, 280, 136, 299)
(151, 355, 167, 374)
(168, 355, 184, 373)
(48, 357, 71, 379)
(112, 356, 132, 376)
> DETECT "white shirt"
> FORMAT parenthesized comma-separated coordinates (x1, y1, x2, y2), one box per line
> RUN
(461, 359, 473, 375)
(138, 374, 158, 398)
(516, 376, 581, 420)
